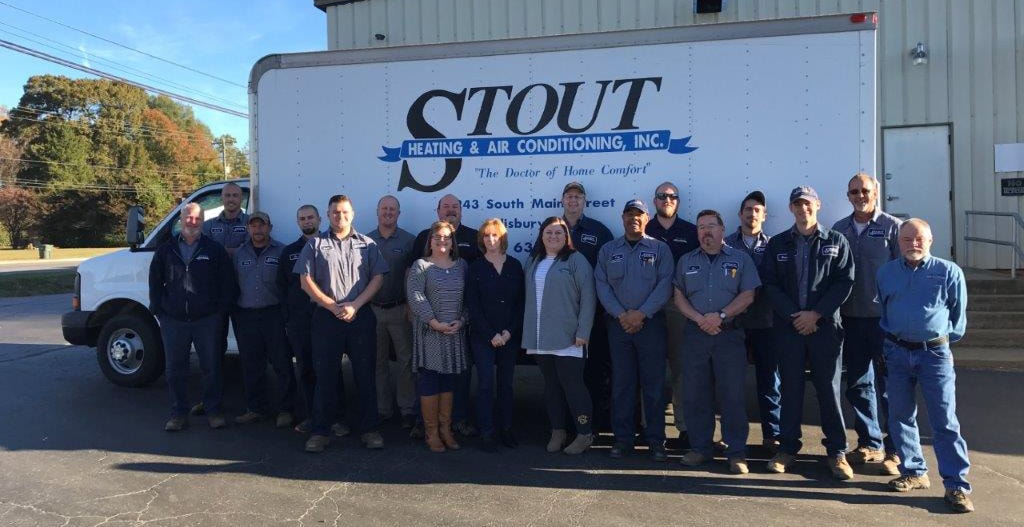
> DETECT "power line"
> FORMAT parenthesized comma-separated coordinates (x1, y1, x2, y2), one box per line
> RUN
(0, 156, 229, 179)
(0, 0, 246, 88)
(0, 22, 246, 110)
(0, 38, 249, 118)
(8, 107, 226, 144)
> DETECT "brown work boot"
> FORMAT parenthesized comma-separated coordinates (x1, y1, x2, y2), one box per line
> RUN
(437, 392, 461, 450)
(880, 453, 901, 475)
(888, 473, 931, 492)
(846, 446, 884, 465)
(420, 395, 444, 453)
(828, 454, 854, 480)
(767, 452, 796, 473)
(944, 488, 975, 513)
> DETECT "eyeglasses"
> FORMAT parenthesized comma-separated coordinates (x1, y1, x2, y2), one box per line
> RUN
(431, 235, 451, 241)
(847, 189, 872, 196)
(655, 193, 679, 201)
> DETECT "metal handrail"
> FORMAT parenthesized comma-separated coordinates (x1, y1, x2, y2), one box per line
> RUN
(964, 210, 1024, 279)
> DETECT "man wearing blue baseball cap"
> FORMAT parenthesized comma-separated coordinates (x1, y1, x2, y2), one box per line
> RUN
(761, 186, 856, 480)
(595, 198, 675, 462)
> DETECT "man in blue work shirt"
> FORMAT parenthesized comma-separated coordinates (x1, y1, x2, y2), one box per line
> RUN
(149, 202, 235, 431)
(231, 212, 297, 429)
(833, 173, 903, 475)
(297, 194, 388, 453)
(278, 205, 349, 437)
(645, 181, 699, 449)
(673, 209, 759, 474)
(761, 186, 855, 480)
(595, 198, 675, 461)
(724, 190, 780, 451)
(877, 218, 973, 513)
(562, 181, 615, 431)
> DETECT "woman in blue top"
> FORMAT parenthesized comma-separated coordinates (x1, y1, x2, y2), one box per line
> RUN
(465, 218, 525, 452)
(522, 217, 597, 455)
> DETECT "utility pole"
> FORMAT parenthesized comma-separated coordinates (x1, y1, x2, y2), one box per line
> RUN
(213, 136, 234, 179)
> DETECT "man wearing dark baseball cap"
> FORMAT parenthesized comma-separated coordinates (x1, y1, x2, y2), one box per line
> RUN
(724, 190, 781, 453)
(761, 185, 856, 480)
(595, 196, 675, 462)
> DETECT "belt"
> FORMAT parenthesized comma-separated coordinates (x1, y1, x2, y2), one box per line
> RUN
(885, 333, 949, 350)
(372, 300, 404, 309)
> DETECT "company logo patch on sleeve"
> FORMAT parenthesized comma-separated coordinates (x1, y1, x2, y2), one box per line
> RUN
(265, 256, 280, 265)
(639, 251, 656, 264)
(867, 228, 886, 238)
(609, 253, 624, 263)
(820, 245, 840, 257)
(776, 253, 790, 262)
(580, 234, 598, 245)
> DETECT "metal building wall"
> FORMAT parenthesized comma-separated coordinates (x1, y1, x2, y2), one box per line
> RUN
(320, 0, 1024, 269)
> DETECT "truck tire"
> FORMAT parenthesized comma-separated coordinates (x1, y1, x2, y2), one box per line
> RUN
(96, 314, 165, 387)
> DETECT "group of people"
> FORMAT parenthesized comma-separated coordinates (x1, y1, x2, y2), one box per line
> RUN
(148, 174, 975, 513)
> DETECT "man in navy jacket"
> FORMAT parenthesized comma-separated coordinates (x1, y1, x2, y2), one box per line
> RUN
(149, 202, 236, 431)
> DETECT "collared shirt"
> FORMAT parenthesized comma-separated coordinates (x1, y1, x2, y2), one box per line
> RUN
(834, 209, 902, 318)
(724, 229, 772, 329)
(202, 211, 249, 250)
(878, 256, 967, 343)
(795, 231, 813, 309)
(233, 238, 285, 309)
(761, 223, 855, 324)
(674, 244, 760, 316)
(566, 214, 614, 268)
(277, 235, 315, 321)
(296, 230, 388, 304)
(594, 235, 675, 318)
(411, 223, 481, 267)
(367, 226, 415, 305)
(645, 215, 699, 265)
(177, 234, 199, 264)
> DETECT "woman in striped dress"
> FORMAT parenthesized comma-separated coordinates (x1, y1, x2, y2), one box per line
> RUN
(407, 220, 468, 452)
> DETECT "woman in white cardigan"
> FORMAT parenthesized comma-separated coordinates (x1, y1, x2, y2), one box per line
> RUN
(522, 216, 597, 454)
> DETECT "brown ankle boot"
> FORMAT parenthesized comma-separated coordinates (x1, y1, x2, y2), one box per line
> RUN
(437, 392, 461, 450)
(420, 395, 444, 453)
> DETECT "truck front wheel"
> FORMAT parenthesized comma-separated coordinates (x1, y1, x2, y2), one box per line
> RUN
(96, 314, 165, 387)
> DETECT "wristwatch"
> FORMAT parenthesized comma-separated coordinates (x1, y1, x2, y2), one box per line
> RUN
(718, 311, 727, 320)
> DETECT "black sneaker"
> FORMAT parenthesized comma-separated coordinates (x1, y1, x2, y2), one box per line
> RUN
(409, 422, 424, 440)
(667, 432, 690, 451)
(499, 428, 518, 449)
(650, 444, 668, 462)
(609, 442, 633, 459)
(400, 414, 417, 429)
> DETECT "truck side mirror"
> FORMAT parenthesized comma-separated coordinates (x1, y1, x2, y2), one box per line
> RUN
(126, 205, 146, 248)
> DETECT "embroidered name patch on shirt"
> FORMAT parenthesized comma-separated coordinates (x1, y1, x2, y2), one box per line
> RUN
(776, 253, 790, 262)
(210, 227, 224, 234)
(639, 251, 656, 264)
(265, 256, 280, 265)
(232, 226, 247, 233)
(867, 228, 886, 238)
(722, 261, 738, 277)
(289, 253, 300, 261)
(820, 245, 840, 257)
(196, 255, 210, 261)
(685, 265, 700, 275)
(391, 248, 404, 254)
(241, 259, 254, 267)
(609, 254, 624, 263)
(580, 234, 598, 245)
(754, 246, 766, 253)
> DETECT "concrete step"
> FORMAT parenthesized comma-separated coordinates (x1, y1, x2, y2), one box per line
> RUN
(948, 346, 1024, 370)
(957, 329, 1024, 348)
(967, 278, 1024, 294)
(968, 295, 1024, 312)
(967, 311, 1024, 329)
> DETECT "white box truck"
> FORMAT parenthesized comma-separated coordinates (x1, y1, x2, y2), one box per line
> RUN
(63, 13, 877, 386)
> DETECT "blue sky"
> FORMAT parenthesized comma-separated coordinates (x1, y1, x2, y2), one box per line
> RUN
(0, 1, 326, 147)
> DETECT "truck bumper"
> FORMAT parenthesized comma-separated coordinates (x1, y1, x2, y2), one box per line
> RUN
(62, 310, 97, 346)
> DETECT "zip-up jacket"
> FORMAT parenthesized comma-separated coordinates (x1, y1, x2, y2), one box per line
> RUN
(760, 224, 855, 326)
(149, 234, 236, 321)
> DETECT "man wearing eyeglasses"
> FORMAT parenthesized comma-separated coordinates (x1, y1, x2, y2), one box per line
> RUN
(644, 181, 698, 449)
(833, 173, 902, 475)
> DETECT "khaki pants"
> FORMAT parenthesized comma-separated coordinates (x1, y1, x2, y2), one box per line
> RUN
(372, 304, 415, 416)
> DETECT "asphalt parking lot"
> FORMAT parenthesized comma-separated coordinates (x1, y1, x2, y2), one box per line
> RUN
(1, 294, 1022, 526)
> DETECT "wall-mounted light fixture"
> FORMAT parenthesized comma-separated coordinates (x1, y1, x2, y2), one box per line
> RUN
(910, 42, 928, 66)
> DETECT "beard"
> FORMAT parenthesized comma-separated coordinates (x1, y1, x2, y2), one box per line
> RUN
(301, 226, 318, 235)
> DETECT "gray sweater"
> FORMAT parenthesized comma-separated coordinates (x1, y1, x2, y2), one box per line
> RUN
(521, 252, 596, 350)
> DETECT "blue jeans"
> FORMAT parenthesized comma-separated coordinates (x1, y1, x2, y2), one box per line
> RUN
(682, 325, 749, 459)
(159, 313, 224, 417)
(774, 321, 848, 456)
(310, 307, 379, 436)
(842, 316, 888, 451)
(471, 338, 517, 437)
(746, 327, 781, 441)
(608, 313, 667, 446)
(234, 306, 297, 414)
(883, 341, 971, 492)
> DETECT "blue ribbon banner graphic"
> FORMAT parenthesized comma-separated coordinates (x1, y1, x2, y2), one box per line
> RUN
(379, 130, 696, 162)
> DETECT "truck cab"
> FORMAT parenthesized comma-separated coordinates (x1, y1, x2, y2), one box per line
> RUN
(62, 179, 250, 387)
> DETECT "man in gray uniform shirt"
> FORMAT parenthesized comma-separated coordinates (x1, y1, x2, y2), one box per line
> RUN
(297, 194, 388, 453)
(833, 172, 902, 474)
(674, 209, 759, 474)
(232, 212, 298, 428)
(202, 182, 248, 255)
(368, 195, 417, 428)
